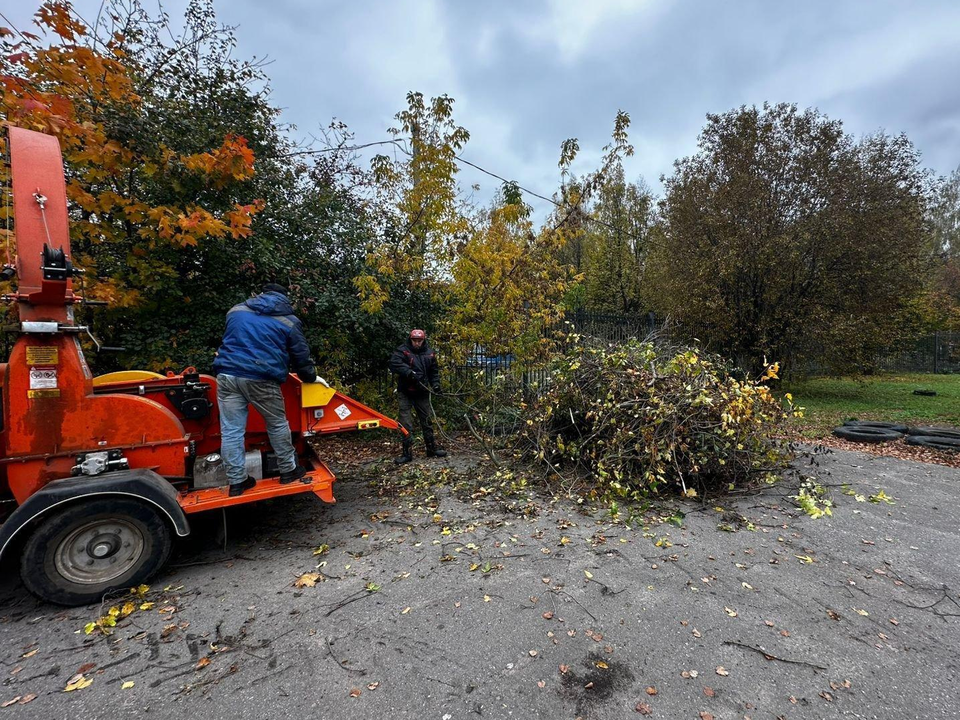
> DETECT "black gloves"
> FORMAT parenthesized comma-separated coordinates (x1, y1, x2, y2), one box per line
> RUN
(296, 364, 318, 383)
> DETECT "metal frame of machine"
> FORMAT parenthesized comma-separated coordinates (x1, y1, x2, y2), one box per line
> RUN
(0, 126, 405, 606)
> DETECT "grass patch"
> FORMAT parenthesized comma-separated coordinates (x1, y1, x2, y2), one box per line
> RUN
(782, 373, 960, 438)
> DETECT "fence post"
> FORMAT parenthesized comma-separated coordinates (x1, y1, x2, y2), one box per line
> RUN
(934, 330, 940, 374)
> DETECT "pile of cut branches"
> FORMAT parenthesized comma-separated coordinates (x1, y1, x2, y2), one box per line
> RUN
(517, 339, 799, 498)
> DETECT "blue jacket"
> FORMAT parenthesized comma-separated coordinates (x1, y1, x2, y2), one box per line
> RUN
(213, 291, 316, 384)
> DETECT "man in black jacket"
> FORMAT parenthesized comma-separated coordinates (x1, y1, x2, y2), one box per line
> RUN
(388, 329, 447, 464)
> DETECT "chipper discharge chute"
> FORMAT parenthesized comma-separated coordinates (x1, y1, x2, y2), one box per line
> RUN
(0, 125, 405, 606)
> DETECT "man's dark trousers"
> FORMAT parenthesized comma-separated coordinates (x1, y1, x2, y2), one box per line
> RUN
(398, 392, 434, 447)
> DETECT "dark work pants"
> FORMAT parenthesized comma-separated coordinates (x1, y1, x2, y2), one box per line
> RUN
(398, 392, 435, 446)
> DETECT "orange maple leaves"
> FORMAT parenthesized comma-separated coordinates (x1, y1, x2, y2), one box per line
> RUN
(0, 1, 263, 298)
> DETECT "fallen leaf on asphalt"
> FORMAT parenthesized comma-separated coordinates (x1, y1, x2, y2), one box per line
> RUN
(635, 701, 652, 715)
(584, 681, 594, 689)
(889, 618, 899, 625)
(537, 680, 546, 688)
(820, 691, 834, 702)
(584, 570, 593, 579)
(2, 698, 20, 708)
(681, 671, 690, 679)
(692, 628, 702, 638)
(854, 608, 869, 616)
(529, 650, 538, 657)
(401, 607, 411, 614)
(724, 607, 738, 617)
(76, 662, 96, 675)
(367, 682, 379, 691)
(703, 687, 715, 697)
(559, 664, 570, 674)
(542, 611, 554, 620)
(64, 674, 93, 692)
(795, 555, 815, 564)
(780, 630, 791, 637)
(349, 688, 361, 698)
(716, 666, 729, 676)
(18, 695, 35, 705)
(645, 686, 658, 696)
(139, 602, 154, 611)
(764, 620, 775, 627)
(294, 573, 321, 588)
(700, 713, 714, 720)
(121, 681, 134, 690)
(21, 650, 37, 659)
(826, 609, 840, 621)
(483, 595, 491, 602)
(195, 657, 210, 670)
(595, 661, 608, 669)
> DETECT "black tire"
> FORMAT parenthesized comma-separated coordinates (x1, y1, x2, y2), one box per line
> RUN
(19, 497, 173, 607)
(842, 420, 909, 433)
(904, 435, 960, 452)
(832, 426, 903, 443)
(906, 426, 960, 440)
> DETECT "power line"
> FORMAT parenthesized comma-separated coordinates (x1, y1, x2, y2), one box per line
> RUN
(275, 140, 656, 248)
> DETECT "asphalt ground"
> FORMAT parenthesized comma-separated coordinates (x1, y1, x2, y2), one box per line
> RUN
(0, 445, 957, 720)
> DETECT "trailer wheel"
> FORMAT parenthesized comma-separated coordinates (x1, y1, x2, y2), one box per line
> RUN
(19, 497, 173, 606)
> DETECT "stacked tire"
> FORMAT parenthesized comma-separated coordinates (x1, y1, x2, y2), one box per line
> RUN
(904, 427, 960, 453)
(832, 421, 906, 443)
(832, 421, 960, 452)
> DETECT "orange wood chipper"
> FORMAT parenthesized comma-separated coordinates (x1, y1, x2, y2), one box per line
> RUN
(0, 126, 404, 606)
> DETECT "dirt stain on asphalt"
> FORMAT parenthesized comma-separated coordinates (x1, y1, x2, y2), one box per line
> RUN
(560, 651, 634, 717)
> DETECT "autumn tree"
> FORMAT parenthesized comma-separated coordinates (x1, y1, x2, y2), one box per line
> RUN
(647, 103, 931, 374)
(920, 166, 960, 330)
(445, 186, 571, 361)
(550, 111, 635, 311)
(581, 165, 652, 314)
(355, 92, 470, 315)
(0, 0, 271, 369)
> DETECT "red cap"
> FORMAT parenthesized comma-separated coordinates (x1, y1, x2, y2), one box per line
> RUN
(410, 329, 426, 339)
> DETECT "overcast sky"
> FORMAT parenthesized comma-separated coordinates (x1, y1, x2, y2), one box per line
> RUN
(8, 1, 960, 218)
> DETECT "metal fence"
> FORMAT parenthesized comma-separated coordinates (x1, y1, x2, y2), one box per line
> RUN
(876, 331, 960, 374)
(441, 311, 660, 392)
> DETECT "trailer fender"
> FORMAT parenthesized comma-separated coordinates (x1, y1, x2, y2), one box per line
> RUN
(0, 469, 190, 563)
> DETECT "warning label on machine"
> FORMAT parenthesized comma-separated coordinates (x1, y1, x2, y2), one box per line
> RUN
(334, 403, 352, 420)
(29, 367, 58, 389)
(26, 347, 58, 365)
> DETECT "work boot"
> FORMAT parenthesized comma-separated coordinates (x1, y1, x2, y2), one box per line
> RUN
(426, 442, 447, 458)
(394, 440, 413, 465)
(228, 476, 257, 497)
(279, 465, 309, 485)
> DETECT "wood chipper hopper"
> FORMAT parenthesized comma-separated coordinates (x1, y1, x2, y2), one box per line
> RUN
(0, 126, 405, 606)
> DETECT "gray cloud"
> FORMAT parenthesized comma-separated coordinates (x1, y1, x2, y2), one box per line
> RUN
(7, 0, 960, 217)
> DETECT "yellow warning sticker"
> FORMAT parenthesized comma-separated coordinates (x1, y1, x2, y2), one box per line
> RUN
(26, 347, 58, 365)
(28, 389, 61, 398)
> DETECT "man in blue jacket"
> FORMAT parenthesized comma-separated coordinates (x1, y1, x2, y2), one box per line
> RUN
(213, 283, 318, 496)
